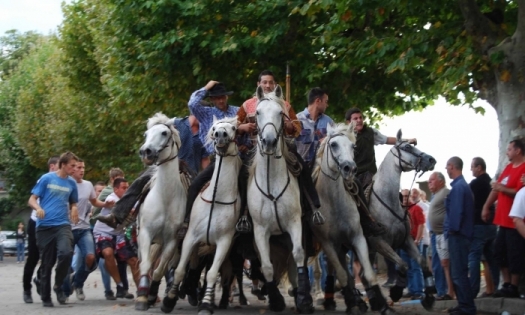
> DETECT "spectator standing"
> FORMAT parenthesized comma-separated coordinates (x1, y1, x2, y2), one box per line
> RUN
(444, 157, 476, 315)
(412, 189, 430, 258)
(23, 156, 59, 303)
(28, 152, 79, 307)
(427, 172, 453, 300)
(16, 222, 26, 263)
(399, 189, 425, 300)
(468, 157, 499, 297)
(482, 139, 525, 298)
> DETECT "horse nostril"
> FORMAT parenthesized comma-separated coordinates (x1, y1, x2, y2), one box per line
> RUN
(215, 131, 219, 138)
(145, 148, 152, 155)
(222, 131, 227, 138)
(262, 139, 266, 145)
(430, 158, 436, 164)
(343, 165, 351, 173)
(139, 149, 143, 155)
(272, 138, 278, 146)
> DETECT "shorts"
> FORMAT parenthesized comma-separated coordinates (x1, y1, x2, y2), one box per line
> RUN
(435, 234, 449, 260)
(493, 226, 525, 274)
(94, 233, 136, 262)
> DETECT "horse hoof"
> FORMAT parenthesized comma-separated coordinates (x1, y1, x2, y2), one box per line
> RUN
(135, 301, 149, 311)
(198, 302, 214, 314)
(381, 307, 397, 315)
(161, 296, 177, 314)
(269, 293, 286, 312)
(323, 298, 336, 311)
(239, 296, 248, 306)
(218, 299, 228, 309)
(297, 304, 315, 314)
(357, 299, 368, 314)
(147, 295, 158, 306)
(420, 294, 435, 311)
(187, 293, 199, 306)
(346, 306, 362, 315)
(389, 285, 404, 302)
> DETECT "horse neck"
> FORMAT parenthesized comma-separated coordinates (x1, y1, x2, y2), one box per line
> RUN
(156, 155, 183, 191)
(207, 155, 241, 200)
(254, 149, 290, 182)
(375, 151, 402, 197)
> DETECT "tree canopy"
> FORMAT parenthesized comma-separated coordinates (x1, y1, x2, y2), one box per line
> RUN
(1, 0, 523, 209)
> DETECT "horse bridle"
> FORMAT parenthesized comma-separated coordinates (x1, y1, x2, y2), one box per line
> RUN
(390, 141, 425, 173)
(255, 98, 288, 159)
(153, 124, 179, 166)
(320, 133, 349, 181)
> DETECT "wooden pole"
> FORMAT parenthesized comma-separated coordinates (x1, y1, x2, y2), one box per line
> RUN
(286, 62, 291, 103)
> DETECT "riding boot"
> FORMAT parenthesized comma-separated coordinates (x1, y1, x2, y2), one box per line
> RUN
(294, 151, 325, 225)
(97, 166, 155, 228)
(354, 178, 386, 237)
(236, 163, 251, 232)
(178, 162, 215, 238)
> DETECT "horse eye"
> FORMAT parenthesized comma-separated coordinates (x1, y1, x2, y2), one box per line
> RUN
(232, 126, 236, 131)
(212, 127, 215, 131)
(352, 144, 356, 149)
(256, 110, 259, 115)
(330, 142, 337, 148)
(161, 131, 167, 136)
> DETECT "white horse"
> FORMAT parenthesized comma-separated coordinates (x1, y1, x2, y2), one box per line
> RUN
(311, 123, 393, 315)
(135, 113, 187, 311)
(248, 85, 313, 314)
(161, 116, 242, 315)
(367, 130, 437, 309)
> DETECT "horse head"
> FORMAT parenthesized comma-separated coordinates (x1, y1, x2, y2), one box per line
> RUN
(255, 85, 286, 157)
(139, 112, 181, 165)
(207, 116, 238, 157)
(322, 123, 358, 181)
(391, 129, 436, 173)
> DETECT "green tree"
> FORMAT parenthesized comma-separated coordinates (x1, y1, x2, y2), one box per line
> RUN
(292, 0, 522, 172)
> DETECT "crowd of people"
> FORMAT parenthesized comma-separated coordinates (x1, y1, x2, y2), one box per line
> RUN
(17, 70, 525, 315)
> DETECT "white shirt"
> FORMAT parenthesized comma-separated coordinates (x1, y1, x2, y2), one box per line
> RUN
(509, 187, 525, 220)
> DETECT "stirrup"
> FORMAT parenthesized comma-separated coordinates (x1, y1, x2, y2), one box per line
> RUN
(312, 210, 325, 225)
(236, 215, 252, 233)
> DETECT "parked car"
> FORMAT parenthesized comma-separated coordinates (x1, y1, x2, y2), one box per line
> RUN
(1, 230, 28, 256)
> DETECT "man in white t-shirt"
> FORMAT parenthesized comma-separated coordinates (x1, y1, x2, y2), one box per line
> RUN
(412, 188, 430, 255)
(509, 175, 525, 238)
(62, 159, 114, 301)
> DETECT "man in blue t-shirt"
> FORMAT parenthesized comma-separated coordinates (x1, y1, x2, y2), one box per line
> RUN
(28, 152, 79, 307)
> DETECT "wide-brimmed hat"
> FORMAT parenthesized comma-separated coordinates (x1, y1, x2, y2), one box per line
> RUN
(208, 82, 234, 97)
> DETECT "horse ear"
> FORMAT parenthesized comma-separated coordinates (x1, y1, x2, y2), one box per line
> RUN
(347, 120, 356, 134)
(274, 85, 283, 98)
(213, 115, 218, 124)
(256, 86, 265, 100)
(396, 129, 402, 142)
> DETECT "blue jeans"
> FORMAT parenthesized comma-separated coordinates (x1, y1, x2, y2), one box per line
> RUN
(399, 249, 423, 296)
(449, 234, 476, 315)
(468, 225, 498, 296)
(431, 233, 447, 296)
(99, 258, 112, 294)
(17, 241, 25, 262)
(62, 229, 97, 295)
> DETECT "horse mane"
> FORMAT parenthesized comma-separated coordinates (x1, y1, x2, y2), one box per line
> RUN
(260, 91, 287, 112)
(312, 123, 356, 184)
(146, 112, 181, 149)
(205, 116, 238, 146)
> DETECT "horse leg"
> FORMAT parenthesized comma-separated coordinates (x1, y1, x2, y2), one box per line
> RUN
(218, 258, 233, 309)
(335, 250, 367, 315)
(317, 242, 347, 311)
(286, 252, 298, 297)
(253, 227, 285, 312)
(180, 251, 204, 306)
(198, 237, 231, 315)
(161, 232, 198, 314)
(403, 238, 435, 311)
(149, 238, 177, 306)
(367, 237, 408, 302)
(136, 230, 153, 311)
(353, 235, 391, 314)
(288, 225, 314, 314)
(323, 260, 337, 311)
(229, 248, 248, 306)
(313, 253, 322, 298)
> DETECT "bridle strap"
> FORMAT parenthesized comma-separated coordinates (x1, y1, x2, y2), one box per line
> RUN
(156, 124, 179, 166)
(320, 133, 345, 181)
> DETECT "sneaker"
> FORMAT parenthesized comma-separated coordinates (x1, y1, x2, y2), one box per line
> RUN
(105, 290, 117, 300)
(251, 286, 266, 301)
(96, 213, 118, 228)
(116, 285, 126, 298)
(124, 290, 134, 299)
(493, 284, 520, 298)
(411, 294, 424, 300)
(75, 287, 85, 301)
(33, 277, 41, 296)
(53, 286, 67, 305)
(23, 291, 33, 303)
(42, 299, 54, 307)
(382, 281, 395, 288)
